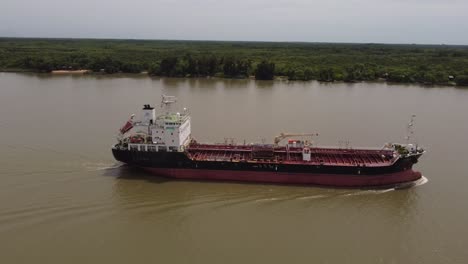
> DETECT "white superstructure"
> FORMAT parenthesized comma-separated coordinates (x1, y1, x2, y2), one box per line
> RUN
(122, 96, 191, 152)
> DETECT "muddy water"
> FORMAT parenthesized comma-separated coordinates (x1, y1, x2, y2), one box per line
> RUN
(1, 72, 467, 263)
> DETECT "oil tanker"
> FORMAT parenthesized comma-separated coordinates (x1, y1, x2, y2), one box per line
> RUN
(112, 96, 424, 187)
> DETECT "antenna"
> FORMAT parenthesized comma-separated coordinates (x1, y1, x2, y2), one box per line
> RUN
(405, 114, 416, 144)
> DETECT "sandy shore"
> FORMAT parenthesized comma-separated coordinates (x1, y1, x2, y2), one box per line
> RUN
(51, 69, 90, 74)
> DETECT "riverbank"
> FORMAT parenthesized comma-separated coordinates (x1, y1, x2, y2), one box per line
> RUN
(2, 71, 463, 89)
(1, 38, 468, 86)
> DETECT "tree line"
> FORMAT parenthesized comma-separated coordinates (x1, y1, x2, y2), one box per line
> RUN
(1, 38, 468, 85)
(16, 54, 279, 80)
(12, 53, 468, 85)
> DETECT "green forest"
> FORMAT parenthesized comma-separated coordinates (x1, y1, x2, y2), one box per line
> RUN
(1, 38, 468, 86)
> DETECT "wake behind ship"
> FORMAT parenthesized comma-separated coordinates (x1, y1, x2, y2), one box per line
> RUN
(112, 96, 424, 187)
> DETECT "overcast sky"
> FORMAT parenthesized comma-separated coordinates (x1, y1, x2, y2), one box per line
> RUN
(1, 0, 467, 44)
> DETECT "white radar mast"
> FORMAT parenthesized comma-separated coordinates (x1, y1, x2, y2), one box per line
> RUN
(161, 95, 177, 113)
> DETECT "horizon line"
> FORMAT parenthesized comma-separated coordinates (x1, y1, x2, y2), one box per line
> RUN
(1, 36, 468, 47)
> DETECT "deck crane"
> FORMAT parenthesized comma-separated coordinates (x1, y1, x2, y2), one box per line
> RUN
(274, 133, 319, 145)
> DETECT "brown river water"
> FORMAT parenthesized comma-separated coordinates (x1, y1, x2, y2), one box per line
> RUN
(0, 72, 467, 263)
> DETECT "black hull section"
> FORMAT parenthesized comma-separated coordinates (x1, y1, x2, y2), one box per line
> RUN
(112, 148, 420, 176)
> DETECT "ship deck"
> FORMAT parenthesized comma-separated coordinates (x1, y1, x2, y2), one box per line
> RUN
(186, 143, 396, 167)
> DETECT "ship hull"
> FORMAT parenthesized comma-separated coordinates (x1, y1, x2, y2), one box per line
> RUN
(112, 148, 422, 187)
(142, 167, 421, 187)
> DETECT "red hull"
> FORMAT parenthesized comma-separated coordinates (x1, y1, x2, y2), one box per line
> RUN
(142, 167, 422, 187)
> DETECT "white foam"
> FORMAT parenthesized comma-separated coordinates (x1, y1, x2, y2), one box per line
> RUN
(343, 176, 428, 196)
(342, 188, 395, 197)
(297, 194, 328, 200)
(414, 176, 428, 187)
(83, 162, 124, 171)
(254, 197, 281, 202)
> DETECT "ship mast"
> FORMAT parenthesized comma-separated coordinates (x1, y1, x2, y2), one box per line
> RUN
(405, 114, 416, 144)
